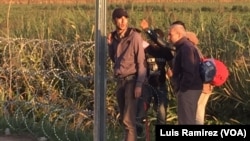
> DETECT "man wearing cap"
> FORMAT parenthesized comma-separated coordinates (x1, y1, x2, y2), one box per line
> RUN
(107, 8, 147, 141)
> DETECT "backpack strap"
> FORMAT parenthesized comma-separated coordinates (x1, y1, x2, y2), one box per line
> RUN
(195, 46, 204, 60)
(195, 46, 215, 61)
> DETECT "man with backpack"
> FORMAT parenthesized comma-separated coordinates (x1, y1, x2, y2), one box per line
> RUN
(167, 23, 203, 124)
(141, 21, 228, 124)
(140, 20, 204, 124)
(186, 31, 229, 124)
(185, 31, 214, 124)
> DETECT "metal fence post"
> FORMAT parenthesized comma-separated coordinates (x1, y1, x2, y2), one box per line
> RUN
(94, 0, 106, 141)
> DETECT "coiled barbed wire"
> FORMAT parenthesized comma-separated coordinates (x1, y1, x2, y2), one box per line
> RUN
(0, 37, 169, 140)
(0, 37, 97, 140)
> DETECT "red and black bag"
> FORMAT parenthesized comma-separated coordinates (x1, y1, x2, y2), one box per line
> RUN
(197, 48, 229, 86)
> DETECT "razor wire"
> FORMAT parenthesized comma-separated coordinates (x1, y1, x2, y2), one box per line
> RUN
(2, 99, 94, 141)
(0, 37, 171, 140)
(0, 37, 107, 140)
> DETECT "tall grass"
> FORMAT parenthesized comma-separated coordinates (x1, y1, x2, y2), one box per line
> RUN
(0, 2, 250, 140)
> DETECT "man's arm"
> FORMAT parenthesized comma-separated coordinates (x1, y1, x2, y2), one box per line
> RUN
(140, 19, 174, 50)
(107, 32, 115, 62)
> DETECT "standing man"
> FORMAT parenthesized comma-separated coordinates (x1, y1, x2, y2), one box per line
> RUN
(186, 32, 214, 125)
(143, 28, 173, 125)
(135, 28, 173, 138)
(137, 19, 174, 125)
(138, 19, 210, 125)
(107, 8, 147, 141)
(135, 20, 174, 139)
(167, 24, 203, 124)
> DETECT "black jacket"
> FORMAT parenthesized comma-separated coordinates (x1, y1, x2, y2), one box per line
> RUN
(172, 37, 203, 92)
(145, 44, 173, 86)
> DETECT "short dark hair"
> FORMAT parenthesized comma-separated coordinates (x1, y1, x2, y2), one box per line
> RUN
(171, 20, 186, 30)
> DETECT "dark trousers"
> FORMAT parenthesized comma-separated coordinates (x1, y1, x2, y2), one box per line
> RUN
(137, 83, 168, 125)
(177, 89, 202, 125)
(152, 84, 168, 124)
(116, 78, 137, 141)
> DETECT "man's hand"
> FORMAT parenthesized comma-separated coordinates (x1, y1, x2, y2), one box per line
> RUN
(107, 32, 112, 45)
(134, 86, 142, 98)
(202, 83, 214, 94)
(140, 19, 149, 30)
(166, 67, 173, 79)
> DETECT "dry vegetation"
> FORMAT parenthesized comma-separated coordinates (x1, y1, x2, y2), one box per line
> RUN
(0, 0, 249, 4)
(0, 2, 249, 140)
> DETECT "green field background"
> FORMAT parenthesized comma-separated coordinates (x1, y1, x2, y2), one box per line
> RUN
(0, 2, 249, 141)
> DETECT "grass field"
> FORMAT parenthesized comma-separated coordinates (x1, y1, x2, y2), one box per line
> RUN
(0, 2, 250, 141)
(0, 0, 249, 4)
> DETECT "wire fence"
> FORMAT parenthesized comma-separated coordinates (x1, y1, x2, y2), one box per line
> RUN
(0, 37, 170, 140)
(0, 37, 101, 140)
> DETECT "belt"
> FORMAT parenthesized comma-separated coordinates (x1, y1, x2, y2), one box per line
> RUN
(115, 74, 136, 81)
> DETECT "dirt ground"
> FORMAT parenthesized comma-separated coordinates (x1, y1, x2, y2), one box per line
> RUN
(0, 135, 37, 141)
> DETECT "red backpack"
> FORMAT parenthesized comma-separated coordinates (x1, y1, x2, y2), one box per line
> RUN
(197, 49, 229, 86)
(210, 59, 229, 86)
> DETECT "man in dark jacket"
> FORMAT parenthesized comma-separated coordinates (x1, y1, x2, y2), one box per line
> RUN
(137, 19, 203, 125)
(143, 28, 173, 124)
(168, 24, 203, 124)
(136, 21, 174, 138)
(137, 29, 173, 124)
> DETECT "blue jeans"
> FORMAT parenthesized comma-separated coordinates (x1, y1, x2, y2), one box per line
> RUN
(137, 83, 168, 125)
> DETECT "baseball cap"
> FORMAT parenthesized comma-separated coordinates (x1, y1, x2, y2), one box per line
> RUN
(112, 8, 129, 19)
